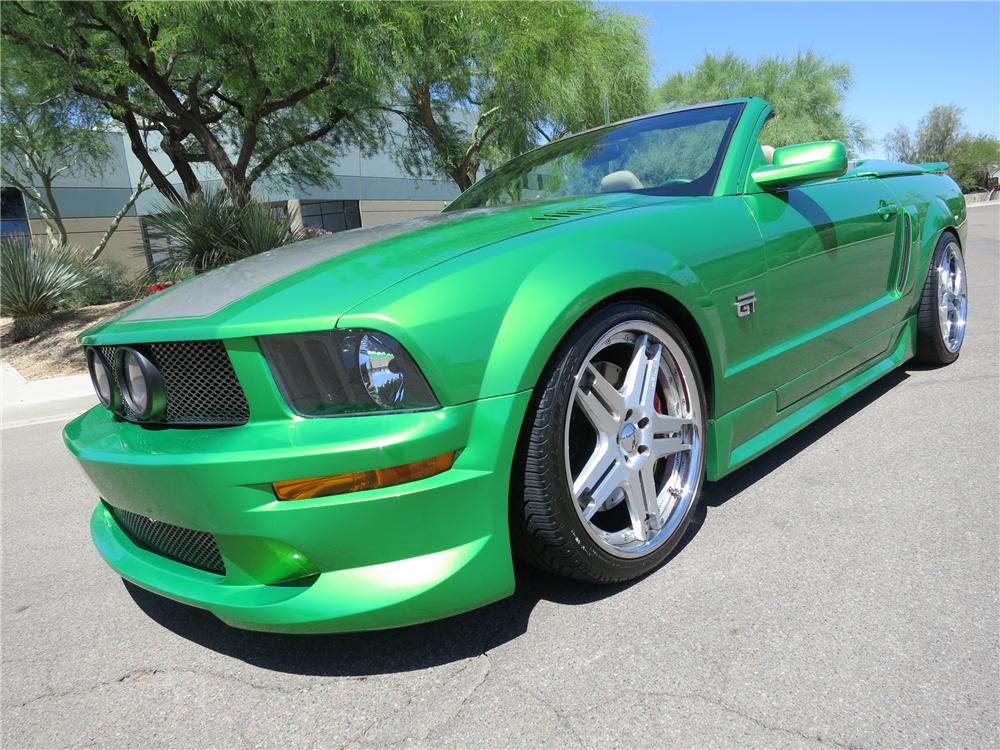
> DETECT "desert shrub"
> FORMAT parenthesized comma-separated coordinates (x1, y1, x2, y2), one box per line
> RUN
(293, 225, 332, 241)
(0, 237, 86, 340)
(67, 259, 140, 307)
(146, 191, 294, 276)
(159, 265, 195, 283)
(141, 263, 195, 289)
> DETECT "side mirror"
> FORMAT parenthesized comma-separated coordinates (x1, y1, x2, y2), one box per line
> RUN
(751, 141, 848, 189)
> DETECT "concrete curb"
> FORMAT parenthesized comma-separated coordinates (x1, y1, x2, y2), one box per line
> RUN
(2, 363, 96, 430)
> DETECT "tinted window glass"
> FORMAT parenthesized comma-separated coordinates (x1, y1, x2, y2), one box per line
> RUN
(301, 200, 361, 233)
(0, 188, 29, 238)
(446, 103, 743, 211)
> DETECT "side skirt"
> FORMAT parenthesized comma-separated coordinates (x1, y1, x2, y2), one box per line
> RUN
(705, 317, 916, 480)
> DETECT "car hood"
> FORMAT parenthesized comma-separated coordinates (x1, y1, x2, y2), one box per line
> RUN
(83, 193, 650, 344)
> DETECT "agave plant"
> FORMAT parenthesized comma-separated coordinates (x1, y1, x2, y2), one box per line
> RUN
(1, 238, 86, 341)
(146, 191, 294, 277)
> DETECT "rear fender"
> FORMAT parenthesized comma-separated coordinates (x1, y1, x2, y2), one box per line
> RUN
(879, 174, 966, 305)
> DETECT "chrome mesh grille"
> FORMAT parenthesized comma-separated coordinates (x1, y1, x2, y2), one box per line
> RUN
(108, 504, 225, 575)
(98, 341, 249, 425)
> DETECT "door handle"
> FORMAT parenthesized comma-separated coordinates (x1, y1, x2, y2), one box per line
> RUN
(877, 203, 898, 221)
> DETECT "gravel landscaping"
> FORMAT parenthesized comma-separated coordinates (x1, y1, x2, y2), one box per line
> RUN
(0, 301, 133, 381)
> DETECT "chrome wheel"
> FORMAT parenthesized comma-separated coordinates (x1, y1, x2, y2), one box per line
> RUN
(564, 320, 703, 558)
(937, 242, 968, 353)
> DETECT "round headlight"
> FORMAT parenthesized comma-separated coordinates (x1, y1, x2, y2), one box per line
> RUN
(86, 348, 118, 411)
(358, 333, 405, 406)
(124, 352, 149, 412)
(116, 347, 166, 421)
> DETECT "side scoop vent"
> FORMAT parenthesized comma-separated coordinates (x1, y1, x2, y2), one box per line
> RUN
(896, 213, 912, 293)
(531, 205, 605, 222)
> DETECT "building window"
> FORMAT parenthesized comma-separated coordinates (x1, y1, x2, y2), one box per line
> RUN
(1, 187, 30, 238)
(300, 200, 361, 233)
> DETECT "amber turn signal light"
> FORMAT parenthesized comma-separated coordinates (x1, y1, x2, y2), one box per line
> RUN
(273, 451, 456, 501)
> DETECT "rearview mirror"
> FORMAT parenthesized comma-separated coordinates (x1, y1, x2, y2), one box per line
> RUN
(751, 141, 847, 189)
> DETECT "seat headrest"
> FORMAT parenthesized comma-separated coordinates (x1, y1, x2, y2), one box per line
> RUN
(600, 170, 643, 193)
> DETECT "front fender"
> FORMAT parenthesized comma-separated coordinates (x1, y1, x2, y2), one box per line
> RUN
(337, 208, 730, 409)
(478, 243, 718, 399)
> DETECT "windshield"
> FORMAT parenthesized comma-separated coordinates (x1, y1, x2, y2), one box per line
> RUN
(446, 103, 743, 211)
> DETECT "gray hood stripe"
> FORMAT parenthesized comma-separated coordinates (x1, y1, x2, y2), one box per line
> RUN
(125, 211, 483, 322)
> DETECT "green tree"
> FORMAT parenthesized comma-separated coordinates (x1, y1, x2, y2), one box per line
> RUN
(883, 124, 917, 164)
(657, 50, 868, 153)
(526, 9, 652, 143)
(885, 105, 965, 164)
(948, 134, 1000, 193)
(388, 2, 652, 191)
(0, 76, 112, 248)
(885, 105, 1000, 192)
(1, 66, 169, 259)
(1, 1, 402, 201)
(917, 105, 963, 161)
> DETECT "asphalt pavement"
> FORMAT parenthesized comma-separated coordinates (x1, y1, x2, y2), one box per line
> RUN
(2, 206, 998, 749)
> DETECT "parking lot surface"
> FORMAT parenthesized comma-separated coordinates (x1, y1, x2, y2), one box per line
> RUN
(3, 206, 997, 749)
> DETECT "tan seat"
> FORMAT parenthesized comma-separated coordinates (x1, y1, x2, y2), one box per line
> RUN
(761, 145, 775, 165)
(601, 170, 643, 192)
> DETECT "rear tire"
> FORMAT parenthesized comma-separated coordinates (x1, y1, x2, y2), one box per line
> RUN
(916, 233, 967, 365)
(511, 303, 707, 583)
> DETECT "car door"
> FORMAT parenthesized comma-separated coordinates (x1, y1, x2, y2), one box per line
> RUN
(743, 176, 902, 409)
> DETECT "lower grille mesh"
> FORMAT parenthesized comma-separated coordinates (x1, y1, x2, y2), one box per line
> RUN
(108, 504, 225, 575)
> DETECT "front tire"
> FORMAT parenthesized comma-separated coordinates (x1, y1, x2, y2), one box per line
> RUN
(511, 303, 707, 583)
(916, 233, 968, 365)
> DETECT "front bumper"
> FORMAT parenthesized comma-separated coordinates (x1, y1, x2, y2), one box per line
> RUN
(65, 390, 531, 633)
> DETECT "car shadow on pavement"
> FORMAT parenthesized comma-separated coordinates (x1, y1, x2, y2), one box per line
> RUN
(126, 367, 910, 676)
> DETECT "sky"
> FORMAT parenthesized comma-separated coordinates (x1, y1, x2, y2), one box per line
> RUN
(609, 1, 1000, 158)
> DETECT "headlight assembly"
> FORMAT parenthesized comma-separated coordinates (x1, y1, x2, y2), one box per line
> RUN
(86, 347, 119, 412)
(260, 329, 439, 417)
(115, 347, 167, 421)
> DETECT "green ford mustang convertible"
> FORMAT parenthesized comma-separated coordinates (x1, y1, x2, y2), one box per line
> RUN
(64, 97, 968, 633)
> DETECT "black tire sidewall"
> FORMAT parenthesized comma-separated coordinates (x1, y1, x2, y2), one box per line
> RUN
(917, 234, 965, 365)
(517, 302, 708, 582)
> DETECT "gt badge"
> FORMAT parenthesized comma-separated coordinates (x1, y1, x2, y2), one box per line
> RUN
(735, 292, 756, 318)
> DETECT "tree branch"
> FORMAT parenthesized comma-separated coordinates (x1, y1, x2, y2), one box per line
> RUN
(210, 89, 246, 117)
(117, 96, 183, 204)
(88, 168, 164, 262)
(8, 1, 38, 19)
(258, 56, 338, 118)
(531, 122, 556, 143)
(0, 167, 66, 248)
(70, 81, 178, 125)
(246, 109, 348, 186)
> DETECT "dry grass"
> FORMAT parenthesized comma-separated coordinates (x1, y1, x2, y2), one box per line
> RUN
(1, 302, 134, 381)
